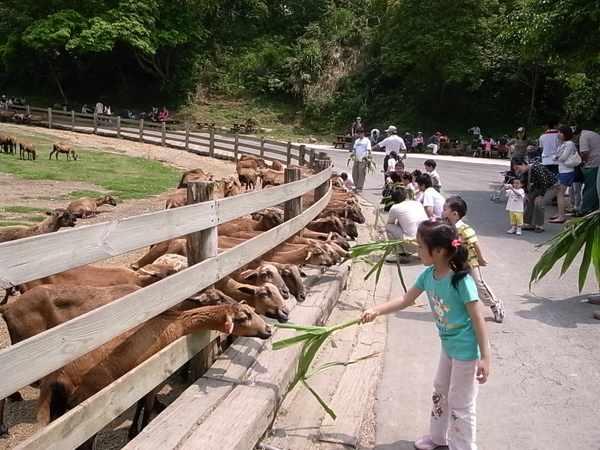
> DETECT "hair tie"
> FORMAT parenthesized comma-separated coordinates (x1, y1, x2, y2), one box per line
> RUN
(451, 239, 462, 248)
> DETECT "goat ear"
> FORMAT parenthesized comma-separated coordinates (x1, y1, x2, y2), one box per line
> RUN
(300, 269, 307, 277)
(243, 272, 258, 281)
(224, 316, 234, 334)
(238, 286, 256, 295)
(239, 300, 248, 305)
(327, 231, 333, 240)
(304, 251, 313, 261)
(173, 261, 183, 272)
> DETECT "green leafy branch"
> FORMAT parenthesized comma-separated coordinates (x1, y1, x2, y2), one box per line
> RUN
(347, 153, 377, 174)
(272, 319, 380, 420)
(530, 210, 600, 291)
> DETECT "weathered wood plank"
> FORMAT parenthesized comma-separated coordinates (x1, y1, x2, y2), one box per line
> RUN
(0, 188, 332, 400)
(318, 319, 387, 447)
(14, 331, 220, 450)
(0, 170, 330, 289)
(122, 377, 234, 450)
(177, 385, 276, 450)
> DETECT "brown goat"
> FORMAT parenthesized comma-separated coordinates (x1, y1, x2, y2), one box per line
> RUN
(0, 208, 77, 245)
(271, 160, 284, 171)
(214, 278, 289, 322)
(217, 208, 283, 236)
(230, 263, 290, 300)
(0, 284, 142, 435)
(258, 168, 285, 188)
(239, 153, 265, 167)
(245, 261, 307, 302)
(0, 134, 16, 154)
(66, 195, 117, 218)
(306, 214, 348, 237)
(130, 239, 187, 270)
(165, 188, 188, 209)
(177, 168, 213, 188)
(260, 243, 336, 266)
(18, 263, 178, 294)
(49, 141, 78, 161)
(37, 303, 272, 448)
(18, 140, 37, 160)
(23, 114, 46, 125)
(237, 167, 259, 190)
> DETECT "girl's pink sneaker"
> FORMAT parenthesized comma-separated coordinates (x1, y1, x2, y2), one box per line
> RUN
(414, 434, 444, 450)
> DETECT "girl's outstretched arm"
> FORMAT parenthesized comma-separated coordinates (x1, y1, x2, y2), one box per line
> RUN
(466, 300, 491, 384)
(361, 285, 423, 323)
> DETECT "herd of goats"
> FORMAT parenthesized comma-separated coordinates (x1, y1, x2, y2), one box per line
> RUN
(0, 148, 366, 448)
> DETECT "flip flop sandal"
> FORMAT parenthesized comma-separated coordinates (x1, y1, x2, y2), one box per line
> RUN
(522, 226, 536, 231)
(549, 215, 559, 220)
(534, 227, 545, 233)
(549, 218, 565, 224)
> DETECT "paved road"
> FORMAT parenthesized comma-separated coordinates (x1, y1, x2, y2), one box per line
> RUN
(321, 148, 599, 450)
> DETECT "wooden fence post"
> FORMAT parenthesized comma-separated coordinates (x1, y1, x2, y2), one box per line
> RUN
(185, 123, 190, 151)
(309, 149, 316, 169)
(25, 105, 30, 115)
(260, 137, 265, 159)
(116, 116, 122, 139)
(283, 168, 302, 223)
(286, 141, 292, 165)
(71, 111, 75, 130)
(47, 108, 52, 129)
(299, 144, 306, 166)
(139, 119, 144, 142)
(161, 122, 167, 147)
(318, 151, 329, 160)
(93, 113, 98, 133)
(233, 134, 239, 162)
(313, 159, 331, 203)
(209, 128, 215, 158)
(186, 180, 219, 380)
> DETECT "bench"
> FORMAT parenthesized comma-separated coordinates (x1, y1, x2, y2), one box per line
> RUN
(231, 123, 254, 133)
(197, 122, 215, 130)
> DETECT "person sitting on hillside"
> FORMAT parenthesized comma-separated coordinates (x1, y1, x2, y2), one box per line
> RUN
(81, 104, 92, 114)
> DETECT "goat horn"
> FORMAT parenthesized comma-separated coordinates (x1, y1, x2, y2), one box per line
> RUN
(138, 267, 158, 276)
(225, 315, 234, 334)
(305, 250, 313, 261)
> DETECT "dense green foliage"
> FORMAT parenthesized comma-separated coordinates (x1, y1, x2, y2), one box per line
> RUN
(1, 0, 598, 133)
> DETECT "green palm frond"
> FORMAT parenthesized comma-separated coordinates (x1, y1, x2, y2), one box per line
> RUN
(530, 210, 600, 292)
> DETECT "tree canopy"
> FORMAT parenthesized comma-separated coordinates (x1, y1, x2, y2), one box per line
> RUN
(1, 0, 598, 131)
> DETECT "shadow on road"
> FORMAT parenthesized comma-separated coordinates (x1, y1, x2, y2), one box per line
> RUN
(515, 293, 597, 328)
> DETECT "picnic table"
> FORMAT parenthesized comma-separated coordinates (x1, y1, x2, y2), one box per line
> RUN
(231, 123, 254, 133)
(197, 122, 216, 130)
(332, 134, 352, 149)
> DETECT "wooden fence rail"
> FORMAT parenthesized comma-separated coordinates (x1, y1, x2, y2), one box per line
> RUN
(0, 111, 333, 449)
(6, 105, 316, 167)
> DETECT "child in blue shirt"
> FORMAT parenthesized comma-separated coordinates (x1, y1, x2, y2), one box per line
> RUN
(361, 220, 490, 450)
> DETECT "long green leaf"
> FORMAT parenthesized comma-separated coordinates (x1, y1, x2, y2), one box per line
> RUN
(578, 229, 595, 292)
(560, 228, 588, 276)
(301, 380, 337, 420)
(272, 333, 316, 350)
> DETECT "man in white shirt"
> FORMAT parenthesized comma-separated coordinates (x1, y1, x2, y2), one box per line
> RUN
(385, 188, 428, 263)
(352, 128, 371, 193)
(372, 125, 407, 158)
(416, 173, 445, 218)
(539, 118, 561, 174)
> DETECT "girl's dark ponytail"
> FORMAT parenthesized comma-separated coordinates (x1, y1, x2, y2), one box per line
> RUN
(449, 242, 470, 289)
(417, 220, 471, 291)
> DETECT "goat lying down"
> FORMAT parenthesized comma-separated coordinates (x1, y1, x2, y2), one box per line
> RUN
(37, 303, 272, 449)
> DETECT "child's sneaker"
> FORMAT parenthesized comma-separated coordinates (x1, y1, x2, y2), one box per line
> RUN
(507, 227, 516, 234)
(516, 227, 522, 236)
(491, 303, 506, 323)
(414, 434, 444, 450)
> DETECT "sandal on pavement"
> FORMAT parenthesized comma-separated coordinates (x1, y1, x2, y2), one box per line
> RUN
(549, 218, 566, 224)
(549, 215, 559, 220)
(522, 225, 536, 231)
(587, 295, 600, 305)
(534, 227, 545, 233)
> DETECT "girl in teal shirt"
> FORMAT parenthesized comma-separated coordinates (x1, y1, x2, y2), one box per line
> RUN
(361, 220, 490, 450)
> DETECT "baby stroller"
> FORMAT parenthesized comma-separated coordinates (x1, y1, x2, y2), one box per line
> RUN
(490, 171, 516, 203)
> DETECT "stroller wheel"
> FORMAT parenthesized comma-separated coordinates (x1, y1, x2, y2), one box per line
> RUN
(490, 194, 497, 201)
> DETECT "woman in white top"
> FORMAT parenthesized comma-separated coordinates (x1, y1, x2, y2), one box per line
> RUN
(550, 125, 578, 223)
(385, 187, 428, 263)
(415, 173, 445, 218)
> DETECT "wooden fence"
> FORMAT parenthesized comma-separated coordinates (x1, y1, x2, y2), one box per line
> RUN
(0, 114, 334, 449)
(7, 104, 316, 167)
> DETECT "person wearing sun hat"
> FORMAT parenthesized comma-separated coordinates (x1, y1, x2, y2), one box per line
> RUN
(507, 126, 537, 159)
(372, 125, 407, 179)
(414, 131, 424, 152)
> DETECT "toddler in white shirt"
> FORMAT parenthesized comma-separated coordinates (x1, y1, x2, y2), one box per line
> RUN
(505, 177, 525, 235)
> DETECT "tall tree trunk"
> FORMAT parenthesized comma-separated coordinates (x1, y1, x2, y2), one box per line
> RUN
(47, 60, 68, 104)
(527, 70, 538, 124)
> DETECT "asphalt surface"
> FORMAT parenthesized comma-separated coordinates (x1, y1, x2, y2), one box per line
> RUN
(320, 147, 599, 450)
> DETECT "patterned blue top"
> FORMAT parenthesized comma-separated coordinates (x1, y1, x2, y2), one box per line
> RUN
(414, 266, 480, 360)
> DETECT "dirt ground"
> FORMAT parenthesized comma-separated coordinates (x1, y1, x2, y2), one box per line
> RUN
(0, 125, 239, 449)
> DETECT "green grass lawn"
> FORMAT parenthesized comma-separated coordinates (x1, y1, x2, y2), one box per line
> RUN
(0, 133, 180, 201)
(0, 127, 182, 225)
